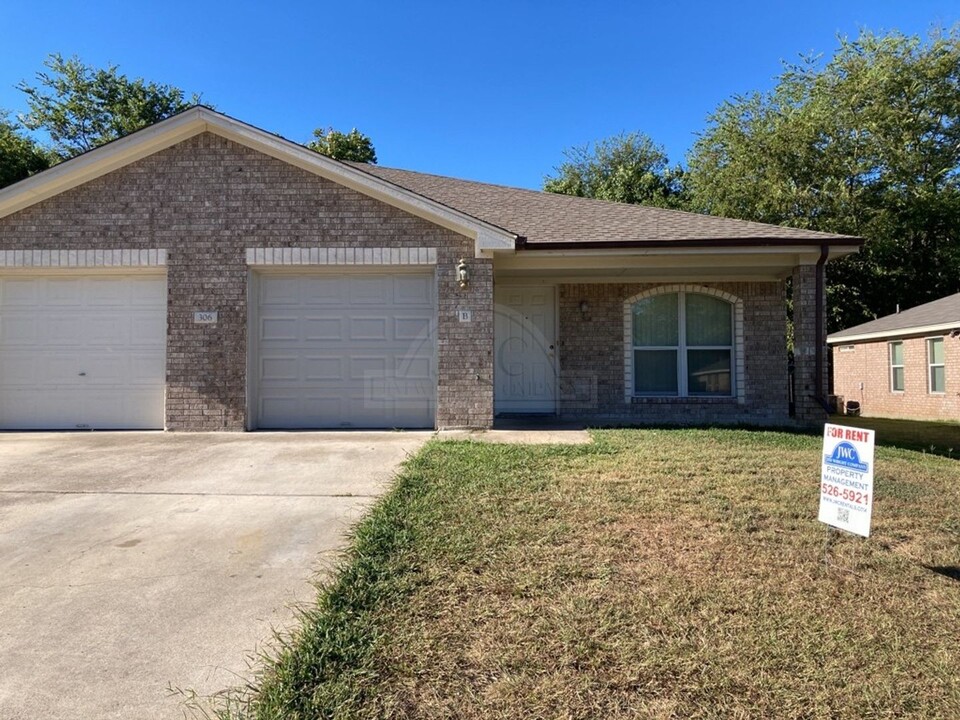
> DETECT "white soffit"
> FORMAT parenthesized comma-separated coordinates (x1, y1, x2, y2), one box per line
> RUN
(0, 107, 518, 257)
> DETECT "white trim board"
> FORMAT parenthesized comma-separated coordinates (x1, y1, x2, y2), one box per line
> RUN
(0, 249, 167, 267)
(245, 247, 437, 266)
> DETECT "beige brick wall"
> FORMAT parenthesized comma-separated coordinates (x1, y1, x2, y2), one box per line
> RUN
(832, 335, 960, 422)
(0, 132, 493, 430)
(557, 281, 791, 425)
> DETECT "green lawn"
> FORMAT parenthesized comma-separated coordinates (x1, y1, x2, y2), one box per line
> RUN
(831, 415, 960, 458)
(200, 429, 960, 720)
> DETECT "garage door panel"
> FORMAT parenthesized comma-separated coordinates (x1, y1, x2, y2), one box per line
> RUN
(302, 277, 344, 305)
(304, 318, 343, 341)
(84, 316, 131, 345)
(398, 356, 433, 380)
(261, 317, 299, 342)
(261, 356, 300, 382)
(129, 277, 167, 305)
(304, 356, 342, 381)
(349, 356, 388, 381)
(1, 316, 38, 344)
(256, 272, 436, 429)
(0, 273, 166, 430)
(46, 278, 84, 305)
(1, 280, 38, 305)
(44, 316, 87, 345)
(128, 353, 166, 384)
(394, 275, 433, 304)
(261, 276, 302, 305)
(394, 316, 432, 341)
(86, 278, 132, 305)
(131, 315, 166, 346)
(0, 354, 38, 384)
(349, 277, 389, 304)
(350, 317, 388, 340)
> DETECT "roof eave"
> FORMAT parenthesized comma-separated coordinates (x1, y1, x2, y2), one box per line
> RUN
(517, 237, 864, 251)
(828, 322, 960, 344)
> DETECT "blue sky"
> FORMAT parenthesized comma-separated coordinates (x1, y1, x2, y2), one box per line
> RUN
(1, 1, 956, 189)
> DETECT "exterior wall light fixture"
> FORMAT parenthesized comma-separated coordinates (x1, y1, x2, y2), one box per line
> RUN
(457, 258, 469, 288)
(580, 300, 589, 315)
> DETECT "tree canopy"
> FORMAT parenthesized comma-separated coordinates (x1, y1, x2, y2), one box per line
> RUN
(17, 53, 202, 159)
(307, 127, 377, 163)
(0, 114, 51, 188)
(543, 132, 686, 208)
(686, 27, 960, 331)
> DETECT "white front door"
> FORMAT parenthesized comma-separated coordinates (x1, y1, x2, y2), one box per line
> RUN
(0, 272, 167, 430)
(494, 285, 557, 414)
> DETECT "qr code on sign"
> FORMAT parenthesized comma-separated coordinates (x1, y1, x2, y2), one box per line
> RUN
(837, 508, 850, 523)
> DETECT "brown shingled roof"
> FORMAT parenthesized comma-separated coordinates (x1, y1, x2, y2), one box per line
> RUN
(829, 293, 960, 341)
(348, 163, 861, 248)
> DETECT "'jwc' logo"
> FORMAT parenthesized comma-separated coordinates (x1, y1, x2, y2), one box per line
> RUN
(824, 441, 869, 473)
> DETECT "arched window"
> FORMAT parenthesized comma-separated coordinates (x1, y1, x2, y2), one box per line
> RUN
(630, 291, 734, 397)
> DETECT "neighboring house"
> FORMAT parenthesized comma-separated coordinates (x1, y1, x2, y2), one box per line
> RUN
(829, 293, 960, 422)
(0, 107, 862, 431)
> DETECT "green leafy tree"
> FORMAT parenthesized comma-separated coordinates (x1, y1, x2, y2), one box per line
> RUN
(687, 27, 960, 331)
(17, 53, 202, 159)
(307, 127, 377, 163)
(544, 132, 688, 209)
(0, 113, 51, 188)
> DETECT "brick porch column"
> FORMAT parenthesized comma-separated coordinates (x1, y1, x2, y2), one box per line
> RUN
(792, 264, 828, 425)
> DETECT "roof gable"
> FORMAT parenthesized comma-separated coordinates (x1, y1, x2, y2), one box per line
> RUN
(0, 107, 516, 256)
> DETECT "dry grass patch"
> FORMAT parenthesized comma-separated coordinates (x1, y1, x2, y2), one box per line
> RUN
(207, 429, 960, 720)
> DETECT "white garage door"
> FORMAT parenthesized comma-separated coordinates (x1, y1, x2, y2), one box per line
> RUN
(0, 273, 166, 430)
(255, 272, 436, 429)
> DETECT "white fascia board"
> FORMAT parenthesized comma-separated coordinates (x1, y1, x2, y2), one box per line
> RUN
(827, 323, 960, 344)
(0, 107, 518, 257)
(0, 108, 208, 218)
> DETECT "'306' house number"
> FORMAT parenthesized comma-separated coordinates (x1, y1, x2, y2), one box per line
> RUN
(194, 311, 218, 324)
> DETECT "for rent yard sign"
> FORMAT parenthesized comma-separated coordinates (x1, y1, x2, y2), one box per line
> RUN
(819, 424, 875, 537)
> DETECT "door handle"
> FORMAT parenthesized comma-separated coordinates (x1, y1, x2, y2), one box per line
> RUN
(78, 372, 87, 377)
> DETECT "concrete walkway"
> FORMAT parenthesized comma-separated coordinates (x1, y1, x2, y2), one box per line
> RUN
(0, 431, 429, 720)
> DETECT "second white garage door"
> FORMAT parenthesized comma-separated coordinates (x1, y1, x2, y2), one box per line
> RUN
(0, 272, 167, 430)
(254, 271, 436, 429)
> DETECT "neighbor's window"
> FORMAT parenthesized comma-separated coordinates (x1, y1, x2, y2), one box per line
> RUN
(632, 292, 733, 397)
(889, 341, 905, 392)
(928, 337, 945, 393)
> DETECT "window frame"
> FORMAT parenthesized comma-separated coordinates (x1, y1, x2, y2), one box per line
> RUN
(888, 341, 905, 393)
(630, 291, 735, 398)
(927, 336, 945, 394)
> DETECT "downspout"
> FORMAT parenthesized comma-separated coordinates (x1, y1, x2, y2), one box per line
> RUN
(812, 244, 831, 414)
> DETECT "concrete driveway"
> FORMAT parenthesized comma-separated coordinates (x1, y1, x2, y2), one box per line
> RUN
(0, 431, 429, 720)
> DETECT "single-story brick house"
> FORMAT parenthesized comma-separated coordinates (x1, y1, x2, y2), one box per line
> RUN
(828, 293, 959, 422)
(0, 107, 862, 431)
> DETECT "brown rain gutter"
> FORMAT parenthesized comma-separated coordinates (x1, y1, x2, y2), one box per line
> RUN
(515, 237, 865, 250)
